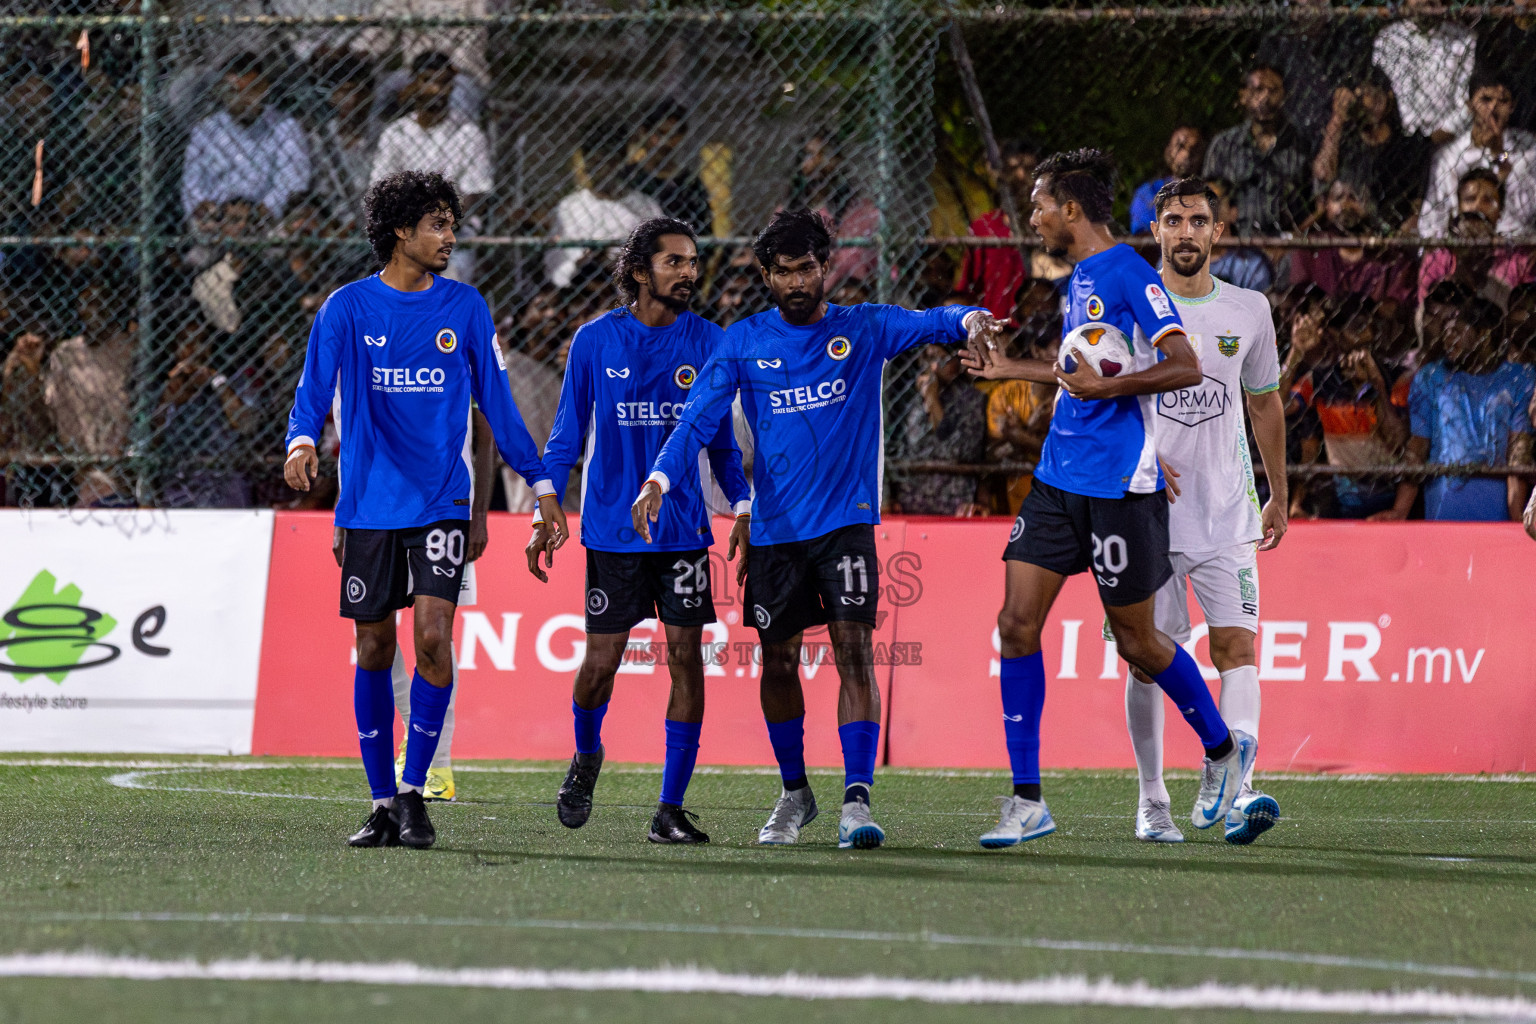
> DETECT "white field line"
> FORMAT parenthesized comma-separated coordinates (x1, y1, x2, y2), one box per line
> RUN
(0, 952, 1532, 1017)
(3, 758, 1533, 782)
(13, 911, 1536, 987)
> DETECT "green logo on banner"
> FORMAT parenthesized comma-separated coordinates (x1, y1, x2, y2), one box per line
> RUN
(0, 570, 120, 683)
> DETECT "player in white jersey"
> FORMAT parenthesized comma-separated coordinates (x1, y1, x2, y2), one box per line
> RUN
(1127, 177, 1290, 845)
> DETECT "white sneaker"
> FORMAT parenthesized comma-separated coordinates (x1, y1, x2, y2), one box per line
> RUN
(1191, 730, 1256, 830)
(757, 787, 819, 845)
(1135, 798, 1184, 843)
(979, 795, 1055, 849)
(1224, 790, 1281, 846)
(837, 799, 886, 849)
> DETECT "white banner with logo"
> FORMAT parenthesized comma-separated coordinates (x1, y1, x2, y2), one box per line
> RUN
(0, 510, 274, 753)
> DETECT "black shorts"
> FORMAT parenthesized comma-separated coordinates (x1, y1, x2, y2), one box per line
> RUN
(340, 519, 468, 621)
(744, 524, 878, 644)
(1002, 480, 1172, 607)
(585, 548, 717, 634)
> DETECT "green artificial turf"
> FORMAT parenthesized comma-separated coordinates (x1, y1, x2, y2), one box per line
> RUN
(0, 758, 1532, 1022)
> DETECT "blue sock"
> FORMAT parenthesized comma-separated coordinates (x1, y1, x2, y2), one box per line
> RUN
(353, 667, 396, 800)
(1152, 646, 1230, 751)
(765, 715, 807, 790)
(838, 720, 880, 789)
(573, 699, 608, 755)
(659, 719, 702, 807)
(1000, 653, 1046, 786)
(402, 670, 453, 788)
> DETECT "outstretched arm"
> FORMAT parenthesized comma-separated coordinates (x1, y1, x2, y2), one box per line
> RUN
(634, 348, 741, 543)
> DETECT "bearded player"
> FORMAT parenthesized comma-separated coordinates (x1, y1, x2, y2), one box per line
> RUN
(961, 149, 1255, 848)
(286, 170, 569, 849)
(1126, 177, 1287, 845)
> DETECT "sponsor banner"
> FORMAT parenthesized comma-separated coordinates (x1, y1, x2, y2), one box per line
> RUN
(887, 521, 1536, 775)
(0, 510, 275, 753)
(252, 513, 904, 766)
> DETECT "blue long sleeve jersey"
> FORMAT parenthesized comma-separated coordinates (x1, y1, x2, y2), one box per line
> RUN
(649, 302, 983, 546)
(284, 273, 553, 530)
(540, 308, 751, 553)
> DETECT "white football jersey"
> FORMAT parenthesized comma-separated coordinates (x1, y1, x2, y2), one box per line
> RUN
(1156, 277, 1280, 553)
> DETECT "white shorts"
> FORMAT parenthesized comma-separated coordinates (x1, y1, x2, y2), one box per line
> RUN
(1154, 543, 1260, 644)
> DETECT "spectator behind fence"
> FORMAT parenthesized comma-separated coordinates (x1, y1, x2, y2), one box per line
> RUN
(1418, 169, 1536, 310)
(1312, 64, 1434, 233)
(181, 52, 311, 225)
(1420, 69, 1536, 239)
(1382, 296, 1535, 521)
(545, 122, 663, 289)
(1290, 296, 1409, 519)
(1372, 0, 1476, 146)
(1505, 282, 1536, 366)
(958, 137, 1041, 318)
(1478, 7, 1536, 135)
(891, 343, 986, 516)
(309, 52, 379, 226)
(1203, 63, 1313, 235)
(1, 320, 62, 506)
(1290, 178, 1415, 306)
(1254, 0, 1372, 144)
(1129, 126, 1205, 235)
(154, 312, 256, 509)
(371, 51, 491, 285)
(624, 101, 712, 232)
(983, 279, 1060, 515)
(43, 282, 134, 506)
(1206, 177, 1274, 292)
(494, 294, 563, 514)
(0, 68, 84, 231)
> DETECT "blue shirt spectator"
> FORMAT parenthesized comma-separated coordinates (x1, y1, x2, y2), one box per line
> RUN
(1410, 359, 1535, 520)
(1128, 126, 1204, 234)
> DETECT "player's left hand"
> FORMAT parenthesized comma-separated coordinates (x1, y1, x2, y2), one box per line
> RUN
(1523, 488, 1536, 541)
(631, 481, 664, 544)
(1258, 497, 1288, 551)
(331, 526, 345, 568)
(467, 512, 489, 562)
(1159, 457, 1181, 503)
(1055, 357, 1115, 401)
(525, 522, 555, 583)
(535, 493, 569, 550)
(727, 514, 750, 587)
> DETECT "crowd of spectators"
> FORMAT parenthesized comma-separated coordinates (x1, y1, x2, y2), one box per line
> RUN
(1, 5, 1533, 524)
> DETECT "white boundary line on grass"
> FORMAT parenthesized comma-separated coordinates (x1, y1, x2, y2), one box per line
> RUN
(17, 911, 1536, 987)
(0, 952, 1532, 1017)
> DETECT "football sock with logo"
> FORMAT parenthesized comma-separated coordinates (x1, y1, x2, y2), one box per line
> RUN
(1000, 653, 1046, 799)
(658, 719, 702, 807)
(354, 667, 396, 802)
(401, 670, 452, 790)
(1152, 646, 1232, 758)
(572, 698, 608, 755)
(1219, 665, 1260, 788)
(392, 644, 459, 770)
(1125, 673, 1170, 803)
(838, 720, 880, 804)
(765, 715, 808, 791)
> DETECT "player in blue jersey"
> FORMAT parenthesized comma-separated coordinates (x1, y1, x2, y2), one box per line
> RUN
(632, 210, 1004, 850)
(528, 217, 752, 844)
(960, 149, 1255, 848)
(285, 170, 569, 850)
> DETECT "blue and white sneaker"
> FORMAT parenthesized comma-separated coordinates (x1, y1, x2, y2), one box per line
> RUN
(838, 799, 886, 849)
(1224, 791, 1280, 845)
(979, 795, 1055, 849)
(1191, 730, 1256, 830)
(1135, 799, 1184, 843)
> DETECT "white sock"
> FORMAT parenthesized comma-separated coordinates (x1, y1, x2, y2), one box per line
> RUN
(372, 797, 395, 810)
(1219, 665, 1261, 792)
(1125, 673, 1169, 803)
(392, 643, 457, 772)
(397, 783, 423, 795)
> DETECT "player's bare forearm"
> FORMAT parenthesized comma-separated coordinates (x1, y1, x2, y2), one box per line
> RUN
(470, 409, 495, 517)
(1246, 389, 1289, 511)
(1508, 433, 1532, 521)
(963, 350, 1058, 384)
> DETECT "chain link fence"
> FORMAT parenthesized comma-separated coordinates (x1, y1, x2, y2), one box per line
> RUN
(1, 2, 1532, 523)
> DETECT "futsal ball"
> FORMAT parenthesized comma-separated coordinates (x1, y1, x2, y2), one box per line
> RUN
(1058, 321, 1133, 378)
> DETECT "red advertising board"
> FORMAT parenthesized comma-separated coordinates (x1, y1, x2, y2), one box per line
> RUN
(255, 515, 1536, 774)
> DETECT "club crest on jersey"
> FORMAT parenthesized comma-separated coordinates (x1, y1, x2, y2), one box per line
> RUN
(1217, 334, 1241, 357)
(1145, 283, 1174, 318)
(1085, 294, 1104, 319)
(673, 364, 697, 389)
(435, 328, 458, 354)
(826, 336, 852, 360)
